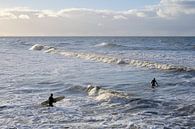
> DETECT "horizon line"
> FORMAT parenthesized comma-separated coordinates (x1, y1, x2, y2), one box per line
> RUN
(0, 35, 195, 38)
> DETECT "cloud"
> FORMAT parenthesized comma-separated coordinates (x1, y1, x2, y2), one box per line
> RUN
(0, 0, 195, 36)
(35, 10, 58, 18)
(113, 15, 127, 20)
(0, 7, 37, 20)
(157, 0, 195, 18)
(0, 11, 17, 20)
(19, 14, 30, 19)
(1, 1, 195, 20)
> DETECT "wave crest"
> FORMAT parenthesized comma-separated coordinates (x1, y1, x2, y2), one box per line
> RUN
(29, 44, 44, 50)
(29, 44, 56, 53)
(59, 51, 194, 72)
(86, 85, 129, 103)
(29, 44, 195, 72)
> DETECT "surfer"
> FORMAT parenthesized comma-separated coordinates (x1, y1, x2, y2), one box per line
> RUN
(151, 78, 158, 88)
(48, 93, 54, 107)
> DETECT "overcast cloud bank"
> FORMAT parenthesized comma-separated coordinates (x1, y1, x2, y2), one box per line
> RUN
(0, 0, 195, 36)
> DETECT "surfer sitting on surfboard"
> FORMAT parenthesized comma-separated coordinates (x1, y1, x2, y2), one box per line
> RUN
(151, 78, 158, 88)
(49, 93, 54, 107)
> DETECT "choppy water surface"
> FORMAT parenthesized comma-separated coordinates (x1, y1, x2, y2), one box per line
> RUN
(0, 37, 195, 129)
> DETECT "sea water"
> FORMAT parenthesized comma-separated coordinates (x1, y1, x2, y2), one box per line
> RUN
(0, 37, 194, 129)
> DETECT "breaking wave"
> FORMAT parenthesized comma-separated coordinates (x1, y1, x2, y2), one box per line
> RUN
(64, 84, 130, 103)
(86, 85, 130, 103)
(30, 44, 195, 72)
(29, 44, 56, 53)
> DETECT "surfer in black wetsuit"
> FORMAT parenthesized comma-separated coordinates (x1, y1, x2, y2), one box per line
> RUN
(48, 93, 54, 107)
(151, 78, 158, 88)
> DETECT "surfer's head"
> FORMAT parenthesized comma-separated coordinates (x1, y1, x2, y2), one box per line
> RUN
(51, 93, 53, 97)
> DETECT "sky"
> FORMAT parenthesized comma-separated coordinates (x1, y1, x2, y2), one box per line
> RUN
(0, 0, 160, 10)
(0, 0, 195, 36)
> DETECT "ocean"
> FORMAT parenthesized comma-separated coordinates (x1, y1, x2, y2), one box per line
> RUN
(0, 37, 194, 129)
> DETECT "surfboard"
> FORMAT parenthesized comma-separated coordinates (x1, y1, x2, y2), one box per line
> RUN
(41, 96, 65, 106)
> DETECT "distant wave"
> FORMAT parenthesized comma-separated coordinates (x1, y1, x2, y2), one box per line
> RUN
(29, 44, 56, 53)
(59, 50, 195, 72)
(30, 44, 195, 72)
(94, 42, 127, 49)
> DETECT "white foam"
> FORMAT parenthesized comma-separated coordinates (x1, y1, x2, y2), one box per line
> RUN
(29, 44, 44, 51)
(44, 48, 56, 53)
(86, 85, 129, 103)
(29, 44, 57, 55)
(59, 51, 193, 72)
(60, 51, 123, 64)
(29, 44, 195, 72)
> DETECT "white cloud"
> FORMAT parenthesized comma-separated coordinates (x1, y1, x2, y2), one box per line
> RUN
(113, 15, 127, 20)
(35, 10, 58, 18)
(156, 0, 195, 18)
(1, 1, 195, 20)
(19, 14, 30, 19)
(125, 9, 147, 17)
(0, 0, 195, 36)
(0, 11, 17, 20)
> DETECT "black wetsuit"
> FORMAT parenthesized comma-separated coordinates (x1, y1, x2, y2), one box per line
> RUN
(49, 95, 54, 107)
(151, 79, 158, 88)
